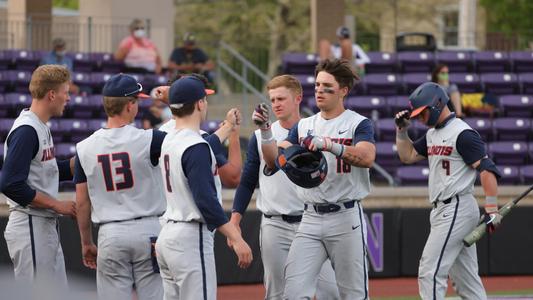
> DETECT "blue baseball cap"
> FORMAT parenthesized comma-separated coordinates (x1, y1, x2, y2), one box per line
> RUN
(102, 74, 150, 98)
(169, 76, 214, 109)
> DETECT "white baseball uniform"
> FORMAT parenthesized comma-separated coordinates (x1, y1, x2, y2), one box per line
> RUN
(233, 120, 340, 299)
(283, 110, 373, 300)
(76, 125, 166, 300)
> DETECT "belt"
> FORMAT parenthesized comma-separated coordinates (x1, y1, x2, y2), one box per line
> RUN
(304, 200, 356, 214)
(263, 214, 302, 224)
(100, 215, 159, 225)
(432, 197, 453, 208)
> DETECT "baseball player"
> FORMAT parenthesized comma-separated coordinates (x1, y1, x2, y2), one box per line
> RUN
(231, 75, 340, 300)
(395, 82, 501, 300)
(74, 74, 165, 299)
(1, 65, 77, 286)
(257, 59, 376, 299)
(156, 76, 252, 300)
(155, 74, 242, 188)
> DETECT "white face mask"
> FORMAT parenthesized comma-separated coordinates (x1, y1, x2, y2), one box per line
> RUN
(133, 29, 146, 38)
(56, 50, 66, 57)
(161, 107, 172, 120)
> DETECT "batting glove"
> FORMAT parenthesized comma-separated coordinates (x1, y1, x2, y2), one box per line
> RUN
(252, 103, 271, 130)
(484, 197, 501, 233)
(394, 110, 411, 131)
(301, 135, 345, 157)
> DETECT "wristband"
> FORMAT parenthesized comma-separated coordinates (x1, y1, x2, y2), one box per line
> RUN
(396, 129, 409, 140)
(485, 196, 498, 213)
(260, 128, 275, 144)
(330, 142, 345, 157)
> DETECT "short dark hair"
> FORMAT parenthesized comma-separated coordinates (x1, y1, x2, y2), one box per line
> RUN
(314, 59, 359, 92)
(170, 101, 197, 117)
(167, 73, 208, 86)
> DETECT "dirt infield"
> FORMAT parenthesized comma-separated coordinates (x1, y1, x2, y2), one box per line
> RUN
(217, 276, 533, 299)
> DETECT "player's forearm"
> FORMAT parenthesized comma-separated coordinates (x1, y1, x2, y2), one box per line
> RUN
(480, 170, 498, 198)
(77, 199, 94, 246)
(230, 212, 242, 225)
(261, 142, 278, 170)
(30, 192, 61, 210)
(342, 143, 375, 168)
(213, 122, 233, 143)
(218, 221, 245, 242)
(227, 131, 242, 169)
(395, 129, 417, 164)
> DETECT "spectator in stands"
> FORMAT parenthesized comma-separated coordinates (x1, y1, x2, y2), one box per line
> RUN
(141, 102, 169, 129)
(319, 26, 370, 76)
(40, 38, 80, 94)
(115, 19, 162, 74)
(431, 64, 464, 118)
(168, 33, 215, 84)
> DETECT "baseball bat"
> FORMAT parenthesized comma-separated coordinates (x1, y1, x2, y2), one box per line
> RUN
(463, 184, 533, 247)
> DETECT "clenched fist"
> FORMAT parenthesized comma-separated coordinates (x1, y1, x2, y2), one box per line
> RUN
(252, 103, 270, 130)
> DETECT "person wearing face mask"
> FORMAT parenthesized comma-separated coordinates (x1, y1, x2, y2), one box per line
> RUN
(40, 38, 80, 94)
(431, 64, 464, 118)
(115, 19, 162, 74)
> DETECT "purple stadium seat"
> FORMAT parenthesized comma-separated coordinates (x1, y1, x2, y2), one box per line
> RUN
(517, 73, 533, 94)
(68, 52, 93, 72)
(492, 118, 531, 141)
(375, 142, 400, 172)
(345, 96, 387, 120)
(396, 165, 429, 185)
(436, 51, 473, 73)
(365, 52, 397, 74)
(294, 75, 316, 99)
(480, 73, 518, 95)
(92, 52, 124, 73)
(67, 95, 93, 118)
(497, 165, 521, 184)
(489, 142, 528, 165)
(4, 93, 32, 112)
(55, 143, 77, 159)
(90, 72, 113, 91)
(499, 95, 533, 117)
(363, 74, 401, 96)
(375, 119, 396, 142)
(387, 95, 410, 114)
(0, 71, 10, 92)
(201, 120, 222, 134)
(0, 50, 10, 70)
(521, 165, 533, 184)
(464, 118, 492, 141)
(0, 94, 8, 117)
(87, 119, 108, 131)
(142, 74, 169, 91)
(8, 49, 40, 71)
(402, 73, 431, 94)
(58, 119, 88, 133)
(510, 51, 533, 73)
(449, 73, 481, 93)
(72, 72, 92, 90)
(474, 51, 510, 73)
(6, 70, 32, 93)
(282, 53, 319, 75)
(0, 119, 15, 136)
(398, 51, 435, 73)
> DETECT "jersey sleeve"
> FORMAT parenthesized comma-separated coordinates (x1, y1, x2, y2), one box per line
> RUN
(232, 134, 260, 215)
(57, 159, 73, 181)
(353, 119, 375, 144)
(203, 134, 223, 156)
(182, 143, 228, 231)
(413, 134, 428, 157)
(456, 130, 487, 165)
(286, 122, 299, 144)
(73, 153, 87, 184)
(150, 129, 167, 166)
(0, 126, 39, 206)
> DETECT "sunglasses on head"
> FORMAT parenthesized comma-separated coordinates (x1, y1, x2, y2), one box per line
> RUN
(124, 83, 144, 97)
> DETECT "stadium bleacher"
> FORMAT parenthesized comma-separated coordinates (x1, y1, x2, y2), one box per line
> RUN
(282, 50, 533, 185)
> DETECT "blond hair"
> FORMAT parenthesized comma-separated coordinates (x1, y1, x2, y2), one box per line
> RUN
(103, 96, 136, 117)
(29, 65, 70, 99)
(266, 75, 303, 96)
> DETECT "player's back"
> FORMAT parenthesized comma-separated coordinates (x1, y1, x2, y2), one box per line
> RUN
(76, 125, 166, 224)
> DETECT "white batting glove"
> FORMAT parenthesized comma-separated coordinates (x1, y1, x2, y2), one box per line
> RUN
(301, 135, 345, 157)
(484, 199, 502, 233)
(252, 103, 270, 130)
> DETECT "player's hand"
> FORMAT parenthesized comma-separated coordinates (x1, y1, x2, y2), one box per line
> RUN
(395, 110, 411, 130)
(53, 200, 77, 218)
(225, 108, 241, 128)
(484, 205, 502, 233)
(252, 103, 270, 130)
(152, 85, 170, 103)
(301, 135, 332, 152)
(82, 243, 98, 269)
(231, 238, 253, 269)
(227, 217, 242, 248)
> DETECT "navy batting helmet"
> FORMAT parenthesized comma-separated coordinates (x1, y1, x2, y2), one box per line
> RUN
(275, 145, 328, 189)
(409, 82, 450, 126)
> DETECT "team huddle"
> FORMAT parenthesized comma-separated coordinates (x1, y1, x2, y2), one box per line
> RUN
(0, 59, 502, 300)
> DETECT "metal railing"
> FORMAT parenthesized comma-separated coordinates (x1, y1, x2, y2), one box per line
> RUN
(216, 40, 269, 122)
